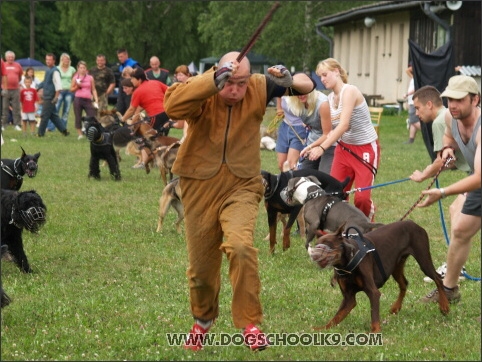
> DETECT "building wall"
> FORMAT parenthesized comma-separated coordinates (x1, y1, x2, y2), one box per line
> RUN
(333, 11, 411, 105)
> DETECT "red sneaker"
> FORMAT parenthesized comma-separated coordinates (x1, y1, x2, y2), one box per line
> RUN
(184, 323, 210, 351)
(243, 324, 270, 351)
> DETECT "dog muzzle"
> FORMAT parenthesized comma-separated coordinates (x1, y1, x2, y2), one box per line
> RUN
(308, 243, 337, 269)
(280, 187, 295, 206)
(10, 206, 47, 233)
(87, 126, 101, 142)
(25, 160, 38, 178)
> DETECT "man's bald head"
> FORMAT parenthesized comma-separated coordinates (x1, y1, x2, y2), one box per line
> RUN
(217, 52, 252, 106)
(219, 52, 250, 79)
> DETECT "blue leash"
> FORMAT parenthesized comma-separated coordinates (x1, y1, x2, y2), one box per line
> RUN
(435, 178, 480, 281)
(346, 177, 411, 194)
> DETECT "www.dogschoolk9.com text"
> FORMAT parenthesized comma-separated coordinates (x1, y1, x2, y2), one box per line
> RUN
(166, 332, 383, 347)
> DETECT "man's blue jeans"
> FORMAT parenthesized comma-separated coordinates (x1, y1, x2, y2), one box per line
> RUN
(47, 90, 73, 131)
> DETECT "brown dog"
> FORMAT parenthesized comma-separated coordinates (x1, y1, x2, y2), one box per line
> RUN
(308, 220, 449, 332)
(156, 178, 183, 233)
(130, 121, 179, 174)
(155, 141, 181, 185)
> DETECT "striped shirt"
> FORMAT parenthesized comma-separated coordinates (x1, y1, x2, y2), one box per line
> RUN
(329, 84, 378, 145)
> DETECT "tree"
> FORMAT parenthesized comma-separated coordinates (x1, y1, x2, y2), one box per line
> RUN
(196, 1, 373, 72)
(56, 1, 209, 70)
(0, 1, 69, 60)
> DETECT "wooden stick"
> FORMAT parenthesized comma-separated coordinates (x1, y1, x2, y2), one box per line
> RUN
(236, 2, 281, 63)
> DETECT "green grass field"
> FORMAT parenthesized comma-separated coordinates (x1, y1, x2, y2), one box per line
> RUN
(0, 108, 480, 361)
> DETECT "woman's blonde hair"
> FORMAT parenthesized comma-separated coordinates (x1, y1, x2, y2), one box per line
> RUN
(316, 58, 348, 84)
(122, 66, 133, 78)
(60, 53, 71, 65)
(285, 89, 320, 117)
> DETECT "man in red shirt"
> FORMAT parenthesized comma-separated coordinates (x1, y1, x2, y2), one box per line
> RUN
(1, 51, 23, 131)
(121, 67, 170, 135)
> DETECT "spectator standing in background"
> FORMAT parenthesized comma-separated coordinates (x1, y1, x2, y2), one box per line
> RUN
(116, 49, 140, 73)
(47, 52, 76, 132)
(404, 63, 421, 144)
(70, 60, 98, 140)
(36, 53, 70, 137)
(20, 67, 40, 90)
(90, 54, 116, 114)
(20, 76, 39, 136)
(145, 56, 171, 85)
(1, 50, 23, 131)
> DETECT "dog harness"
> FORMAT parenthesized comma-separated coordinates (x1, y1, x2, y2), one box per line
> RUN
(1, 159, 24, 181)
(335, 226, 387, 281)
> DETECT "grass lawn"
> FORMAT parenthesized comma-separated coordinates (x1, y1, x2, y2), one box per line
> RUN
(0, 107, 480, 361)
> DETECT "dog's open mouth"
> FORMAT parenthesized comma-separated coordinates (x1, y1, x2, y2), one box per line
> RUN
(25, 162, 38, 178)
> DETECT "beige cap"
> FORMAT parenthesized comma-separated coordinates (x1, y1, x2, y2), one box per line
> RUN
(441, 75, 480, 99)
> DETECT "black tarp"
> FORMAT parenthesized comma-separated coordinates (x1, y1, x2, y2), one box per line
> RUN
(409, 40, 456, 161)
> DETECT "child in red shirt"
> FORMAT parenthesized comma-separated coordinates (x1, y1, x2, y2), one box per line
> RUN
(20, 76, 39, 136)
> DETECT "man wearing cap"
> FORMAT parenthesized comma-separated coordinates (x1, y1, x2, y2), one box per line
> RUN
(417, 75, 480, 304)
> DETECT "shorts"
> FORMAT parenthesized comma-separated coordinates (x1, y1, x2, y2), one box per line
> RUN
(21, 112, 37, 121)
(462, 188, 481, 216)
(275, 121, 307, 153)
(408, 104, 419, 124)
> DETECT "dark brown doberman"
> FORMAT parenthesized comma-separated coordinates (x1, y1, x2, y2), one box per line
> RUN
(308, 220, 449, 332)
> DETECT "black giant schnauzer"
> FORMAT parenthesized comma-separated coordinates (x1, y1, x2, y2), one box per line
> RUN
(84, 117, 121, 181)
(1, 189, 47, 273)
(1, 146, 41, 190)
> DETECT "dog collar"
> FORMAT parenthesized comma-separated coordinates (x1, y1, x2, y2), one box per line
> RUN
(1, 160, 24, 180)
(306, 189, 326, 201)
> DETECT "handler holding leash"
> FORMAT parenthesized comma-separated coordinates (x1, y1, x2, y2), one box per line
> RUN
(164, 51, 315, 351)
(121, 68, 170, 134)
(302, 58, 380, 220)
(417, 75, 481, 304)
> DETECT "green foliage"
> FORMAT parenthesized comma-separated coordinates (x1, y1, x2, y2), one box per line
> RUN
(56, 1, 208, 70)
(0, 108, 480, 361)
(0, 1, 69, 60)
(4, 1, 376, 72)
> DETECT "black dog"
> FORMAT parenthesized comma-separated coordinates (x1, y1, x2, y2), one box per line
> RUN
(261, 169, 349, 254)
(84, 117, 121, 181)
(99, 110, 137, 162)
(1, 189, 47, 273)
(1, 245, 12, 308)
(1, 146, 41, 190)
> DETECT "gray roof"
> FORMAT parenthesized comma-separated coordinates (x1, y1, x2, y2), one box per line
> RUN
(457, 66, 481, 77)
(316, 1, 421, 27)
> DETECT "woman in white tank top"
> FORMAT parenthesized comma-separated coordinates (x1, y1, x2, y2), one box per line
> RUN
(302, 58, 380, 220)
